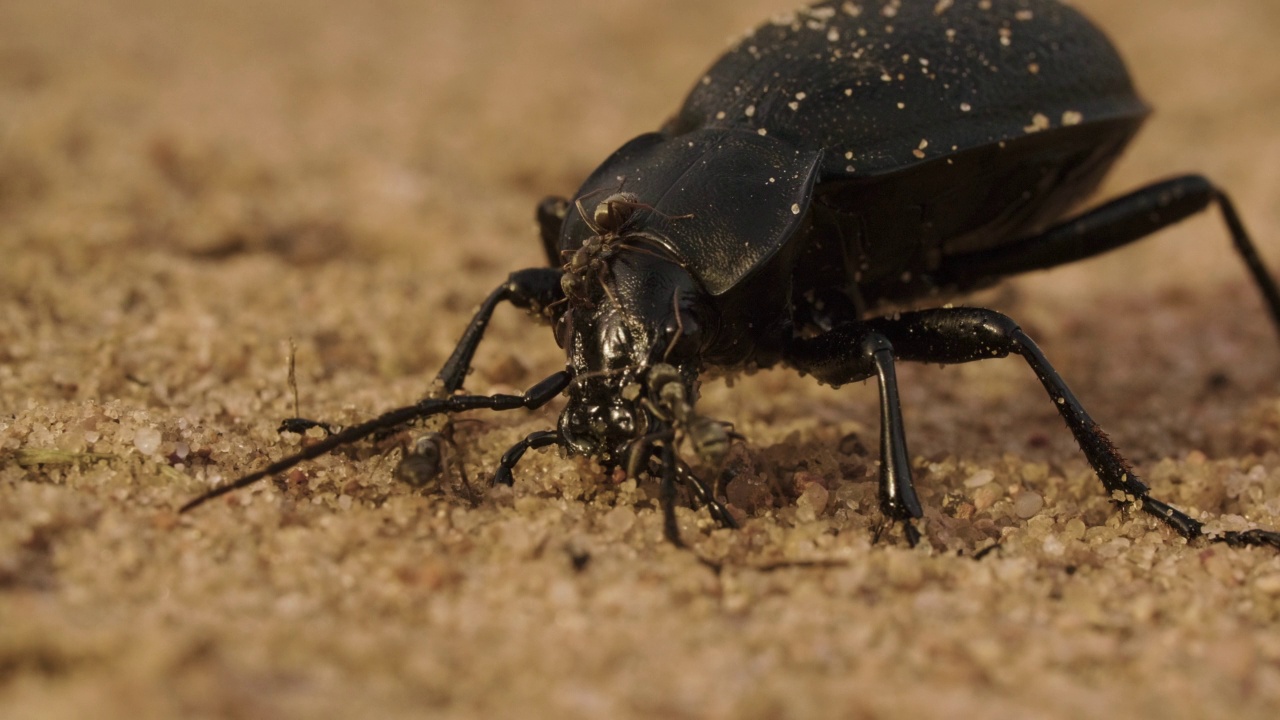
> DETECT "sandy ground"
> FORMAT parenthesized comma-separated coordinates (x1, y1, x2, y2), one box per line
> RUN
(3, 0, 1280, 718)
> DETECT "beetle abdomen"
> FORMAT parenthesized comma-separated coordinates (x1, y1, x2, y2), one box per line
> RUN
(666, 0, 1148, 180)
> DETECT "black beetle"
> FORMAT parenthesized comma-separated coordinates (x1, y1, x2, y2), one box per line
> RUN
(183, 0, 1280, 549)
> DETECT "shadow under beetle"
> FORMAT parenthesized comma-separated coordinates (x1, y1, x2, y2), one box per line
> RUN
(183, 0, 1280, 549)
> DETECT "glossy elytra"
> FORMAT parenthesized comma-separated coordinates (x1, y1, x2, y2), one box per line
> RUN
(183, 0, 1280, 550)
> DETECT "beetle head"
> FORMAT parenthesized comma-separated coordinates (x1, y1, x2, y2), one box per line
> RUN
(555, 246, 711, 464)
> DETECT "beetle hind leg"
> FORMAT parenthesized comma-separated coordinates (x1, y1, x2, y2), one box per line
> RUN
(937, 175, 1280, 336)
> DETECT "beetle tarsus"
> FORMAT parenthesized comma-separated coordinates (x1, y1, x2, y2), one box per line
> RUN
(901, 520, 922, 548)
(1219, 529, 1280, 549)
(1143, 496, 1280, 549)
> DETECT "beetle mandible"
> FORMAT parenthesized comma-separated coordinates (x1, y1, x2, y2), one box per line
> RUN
(182, 0, 1280, 549)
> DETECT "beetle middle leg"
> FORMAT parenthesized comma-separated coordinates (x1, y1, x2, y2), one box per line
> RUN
(788, 327, 924, 545)
(843, 307, 1280, 548)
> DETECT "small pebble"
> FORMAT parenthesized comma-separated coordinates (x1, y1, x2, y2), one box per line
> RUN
(964, 469, 995, 488)
(1013, 490, 1043, 519)
(133, 427, 162, 455)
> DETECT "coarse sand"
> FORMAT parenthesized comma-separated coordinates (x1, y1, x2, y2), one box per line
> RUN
(3, 1, 1280, 718)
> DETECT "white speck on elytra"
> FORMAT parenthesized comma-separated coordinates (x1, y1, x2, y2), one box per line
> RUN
(1024, 113, 1050, 133)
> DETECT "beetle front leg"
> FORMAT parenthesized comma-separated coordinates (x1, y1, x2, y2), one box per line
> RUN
(433, 267, 565, 394)
(788, 326, 923, 545)
(278, 267, 564, 436)
(865, 307, 1280, 549)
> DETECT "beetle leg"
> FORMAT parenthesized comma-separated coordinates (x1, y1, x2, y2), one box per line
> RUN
(276, 267, 564, 459)
(435, 267, 565, 394)
(938, 175, 1280, 334)
(788, 327, 923, 545)
(386, 266, 566, 486)
(180, 371, 572, 513)
(492, 429, 560, 487)
(537, 196, 570, 266)
(864, 307, 1280, 549)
